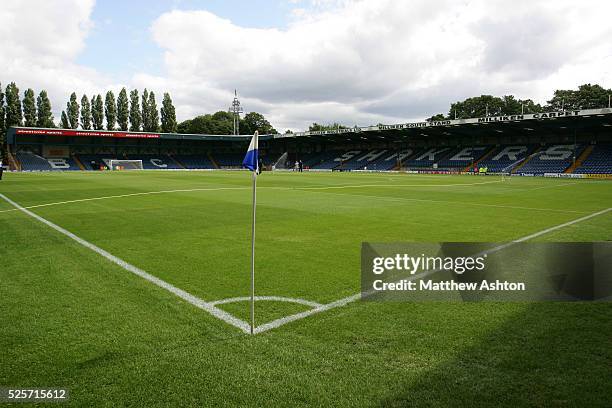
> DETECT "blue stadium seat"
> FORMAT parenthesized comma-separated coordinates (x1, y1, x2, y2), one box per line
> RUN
(17, 152, 80, 171)
(574, 144, 612, 174)
(174, 155, 215, 169)
(517, 144, 585, 175)
(478, 145, 538, 173)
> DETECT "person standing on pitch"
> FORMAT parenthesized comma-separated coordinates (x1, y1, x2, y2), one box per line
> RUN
(298, 159, 303, 173)
(258, 158, 264, 175)
(0, 157, 4, 180)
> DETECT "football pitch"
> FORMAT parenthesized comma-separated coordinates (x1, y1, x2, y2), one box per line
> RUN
(1, 171, 611, 406)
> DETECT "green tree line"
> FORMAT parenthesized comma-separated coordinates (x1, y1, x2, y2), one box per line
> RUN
(427, 83, 612, 121)
(177, 111, 277, 135)
(0, 82, 179, 160)
(0, 82, 179, 157)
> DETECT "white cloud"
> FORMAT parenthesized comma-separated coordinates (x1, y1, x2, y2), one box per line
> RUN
(145, 0, 612, 130)
(3, 0, 612, 131)
(0, 0, 110, 122)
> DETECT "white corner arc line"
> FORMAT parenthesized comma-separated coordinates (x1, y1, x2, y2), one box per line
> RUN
(0, 193, 251, 334)
(254, 207, 612, 334)
(210, 296, 323, 308)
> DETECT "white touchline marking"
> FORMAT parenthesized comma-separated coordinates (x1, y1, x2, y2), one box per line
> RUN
(210, 296, 323, 308)
(0, 186, 250, 213)
(0, 181, 500, 214)
(0, 193, 252, 335)
(0, 179, 538, 215)
(253, 207, 612, 334)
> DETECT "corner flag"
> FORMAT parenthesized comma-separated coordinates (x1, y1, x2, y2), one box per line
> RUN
(243, 131, 259, 334)
(242, 131, 259, 172)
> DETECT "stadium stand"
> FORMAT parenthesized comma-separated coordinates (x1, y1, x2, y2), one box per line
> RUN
(174, 155, 216, 169)
(436, 146, 491, 169)
(363, 150, 414, 170)
(574, 144, 612, 174)
(403, 147, 451, 169)
(17, 152, 80, 171)
(515, 144, 586, 175)
(76, 154, 113, 170)
(300, 151, 339, 169)
(315, 150, 364, 170)
(16, 152, 53, 171)
(477, 145, 539, 173)
(213, 153, 243, 168)
(126, 155, 183, 170)
(337, 150, 391, 170)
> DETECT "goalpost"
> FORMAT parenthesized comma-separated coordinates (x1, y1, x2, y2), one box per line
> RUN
(108, 160, 144, 171)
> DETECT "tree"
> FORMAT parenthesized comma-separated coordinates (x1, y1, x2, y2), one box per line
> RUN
(66, 92, 79, 129)
(80, 95, 92, 130)
(60, 111, 70, 128)
(104, 91, 116, 130)
(36, 90, 54, 128)
(448, 94, 543, 119)
(129, 89, 141, 131)
(116, 87, 129, 131)
(426, 113, 446, 122)
(177, 111, 278, 135)
(0, 83, 5, 133)
(308, 122, 347, 132)
(0, 83, 4, 160)
(22, 88, 37, 127)
(147, 91, 160, 132)
(141, 89, 150, 131)
(5, 82, 23, 128)
(160, 92, 177, 133)
(547, 84, 611, 111)
(211, 111, 234, 134)
(92, 95, 104, 130)
(240, 112, 277, 134)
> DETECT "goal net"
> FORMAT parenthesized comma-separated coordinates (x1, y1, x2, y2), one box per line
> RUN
(108, 160, 143, 170)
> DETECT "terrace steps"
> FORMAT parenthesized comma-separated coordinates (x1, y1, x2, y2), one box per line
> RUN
(208, 152, 220, 169)
(512, 146, 542, 173)
(72, 155, 86, 170)
(564, 145, 594, 173)
(168, 154, 185, 169)
(462, 146, 496, 172)
(6, 150, 20, 171)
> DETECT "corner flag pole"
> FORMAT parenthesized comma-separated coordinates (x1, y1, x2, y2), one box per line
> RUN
(242, 130, 259, 335)
(250, 166, 257, 334)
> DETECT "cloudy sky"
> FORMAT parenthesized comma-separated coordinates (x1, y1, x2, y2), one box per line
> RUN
(1, 0, 611, 132)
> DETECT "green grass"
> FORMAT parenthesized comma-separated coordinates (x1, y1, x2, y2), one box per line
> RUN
(1, 171, 611, 407)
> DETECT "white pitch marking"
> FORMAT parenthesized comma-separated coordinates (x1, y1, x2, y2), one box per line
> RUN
(0, 181, 499, 214)
(296, 180, 502, 190)
(254, 207, 612, 334)
(0, 193, 252, 334)
(210, 296, 323, 308)
(0, 186, 250, 214)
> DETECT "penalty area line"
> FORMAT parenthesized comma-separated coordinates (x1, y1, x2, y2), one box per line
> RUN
(0, 193, 252, 335)
(254, 206, 612, 334)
